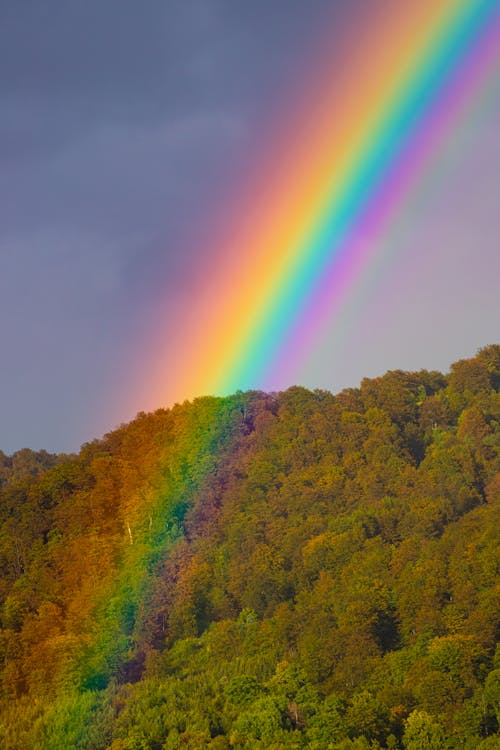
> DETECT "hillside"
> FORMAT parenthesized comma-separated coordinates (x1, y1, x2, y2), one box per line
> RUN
(0, 448, 66, 488)
(0, 346, 499, 749)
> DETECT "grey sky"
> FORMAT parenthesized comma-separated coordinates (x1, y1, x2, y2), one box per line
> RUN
(1, 1, 499, 453)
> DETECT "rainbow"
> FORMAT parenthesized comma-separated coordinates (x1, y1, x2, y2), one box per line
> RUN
(86, 0, 500, 690)
(139, 0, 500, 412)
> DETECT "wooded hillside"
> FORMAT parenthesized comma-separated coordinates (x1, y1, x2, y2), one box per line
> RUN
(0, 346, 499, 749)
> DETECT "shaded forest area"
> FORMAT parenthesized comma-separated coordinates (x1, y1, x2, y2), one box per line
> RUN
(0, 346, 499, 749)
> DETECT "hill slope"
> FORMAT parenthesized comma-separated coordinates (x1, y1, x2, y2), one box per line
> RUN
(0, 346, 499, 749)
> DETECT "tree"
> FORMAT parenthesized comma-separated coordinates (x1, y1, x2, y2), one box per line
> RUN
(402, 710, 447, 749)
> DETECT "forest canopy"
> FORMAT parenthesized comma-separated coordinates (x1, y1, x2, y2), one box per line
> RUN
(0, 345, 499, 749)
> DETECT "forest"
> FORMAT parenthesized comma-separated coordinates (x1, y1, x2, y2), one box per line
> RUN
(0, 345, 498, 749)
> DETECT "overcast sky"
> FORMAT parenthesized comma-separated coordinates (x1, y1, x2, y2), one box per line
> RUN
(1, 1, 499, 454)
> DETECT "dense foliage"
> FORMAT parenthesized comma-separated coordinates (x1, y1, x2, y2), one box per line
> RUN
(0, 346, 499, 749)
